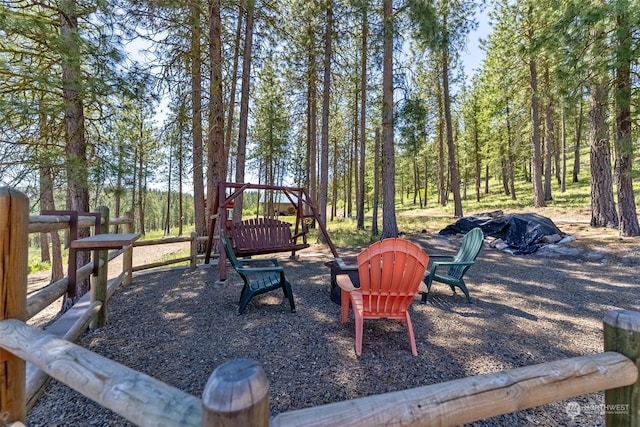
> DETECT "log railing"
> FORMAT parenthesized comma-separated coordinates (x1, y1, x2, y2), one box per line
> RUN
(1, 314, 638, 426)
(1, 187, 639, 426)
(0, 188, 207, 412)
(25, 212, 206, 324)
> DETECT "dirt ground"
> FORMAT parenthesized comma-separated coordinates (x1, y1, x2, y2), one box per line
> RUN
(27, 241, 191, 328)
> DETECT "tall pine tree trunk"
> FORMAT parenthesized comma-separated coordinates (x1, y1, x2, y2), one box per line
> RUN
(436, 79, 446, 206)
(318, 1, 333, 243)
(527, 6, 545, 208)
(60, 0, 89, 309)
(529, 56, 545, 208)
(208, 0, 226, 224)
(233, 0, 254, 221)
(190, 1, 206, 244)
(349, 94, 355, 218)
(505, 101, 516, 200)
(589, 81, 618, 227)
(543, 65, 554, 201)
(572, 97, 583, 183)
(529, 59, 546, 208)
(474, 99, 481, 203)
(225, 9, 243, 173)
(560, 104, 567, 192)
(441, 26, 462, 217)
(589, 20, 618, 228)
(381, 0, 398, 238)
(137, 117, 146, 235)
(331, 136, 338, 220)
(306, 23, 318, 226)
(371, 127, 380, 237)
(613, 1, 639, 236)
(356, 9, 367, 230)
(39, 163, 63, 282)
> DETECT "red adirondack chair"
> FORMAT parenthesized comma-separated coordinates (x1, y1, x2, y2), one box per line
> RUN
(336, 238, 429, 356)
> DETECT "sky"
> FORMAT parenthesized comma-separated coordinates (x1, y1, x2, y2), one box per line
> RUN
(460, 5, 492, 75)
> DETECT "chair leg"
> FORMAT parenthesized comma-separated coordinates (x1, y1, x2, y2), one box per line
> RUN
(420, 292, 428, 304)
(457, 280, 472, 303)
(237, 286, 253, 315)
(282, 279, 296, 313)
(340, 289, 350, 323)
(354, 300, 363, 356)
(420, 277, 433, 304)
(405, 311, 417, 356)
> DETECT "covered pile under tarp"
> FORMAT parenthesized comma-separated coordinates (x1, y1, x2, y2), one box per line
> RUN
(440, 211, 566, 254)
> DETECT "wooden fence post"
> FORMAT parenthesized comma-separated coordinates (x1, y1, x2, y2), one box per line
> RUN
(123, 211, 134, 285)
(603, 310, 640, 426)
(91, 206, 109, 329)
(202, 359, 269, 427)
(190, 232, 198, 269)
(0, 187, 28, 423)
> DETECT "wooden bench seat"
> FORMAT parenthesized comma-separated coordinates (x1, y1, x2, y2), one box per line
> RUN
(227, 218, 309, 257)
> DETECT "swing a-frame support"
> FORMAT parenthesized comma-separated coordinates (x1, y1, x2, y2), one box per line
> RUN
(204, 182, 338, 281)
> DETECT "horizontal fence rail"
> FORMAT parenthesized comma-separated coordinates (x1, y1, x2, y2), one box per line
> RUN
(28, 214, 103, 233)
(0, 320, 203, 427)
(0, 189, 205, 415)
(271, 352, 638, 427)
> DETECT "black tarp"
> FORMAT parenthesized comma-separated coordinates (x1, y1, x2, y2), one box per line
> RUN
(439, 212, 565, 254)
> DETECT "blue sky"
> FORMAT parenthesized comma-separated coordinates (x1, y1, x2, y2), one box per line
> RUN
(461, 6, 492, 74)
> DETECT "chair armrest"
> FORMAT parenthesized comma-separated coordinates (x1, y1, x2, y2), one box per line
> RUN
(336, 274, 358, 292)
(238, 258, 279, 267)
(429, 261, 474, 276)
(432, 261, 475, 267)
(237, 266, 284, 274)
(428, 254, 455, 260)
(336, 258, 358, 271)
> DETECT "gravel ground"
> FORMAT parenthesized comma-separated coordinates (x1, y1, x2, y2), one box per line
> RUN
(26, 221, 640, 426)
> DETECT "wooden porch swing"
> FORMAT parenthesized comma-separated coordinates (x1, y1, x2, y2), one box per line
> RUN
(204, 182, 339, 281)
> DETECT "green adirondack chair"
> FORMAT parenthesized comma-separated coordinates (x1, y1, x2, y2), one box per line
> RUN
(421, 227, 484, 303)
(220, 231, 296, 315)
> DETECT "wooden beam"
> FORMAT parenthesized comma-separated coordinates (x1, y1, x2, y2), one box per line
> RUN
(134, 236, 191, 246)
(69, 233, 140, 250)
(27, 215, 99, 233)
(271, 352, 637, 427)
(132, 257, 193, 272)
(26, 275, 124, 408)
(123, 211, 134, 285)
(604, 310, 640, 426)
(26, 261, 93, 320)
(0, 187, 28, 423)
(91, 206, 109, 328)
(202, 359, 269, 427)
(0, 320, 202, 427)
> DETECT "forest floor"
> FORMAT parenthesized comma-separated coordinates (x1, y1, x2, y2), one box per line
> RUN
(25, 207, 640, 426)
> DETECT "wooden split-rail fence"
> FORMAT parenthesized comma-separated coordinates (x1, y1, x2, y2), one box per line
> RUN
(1, 187, 639, 426)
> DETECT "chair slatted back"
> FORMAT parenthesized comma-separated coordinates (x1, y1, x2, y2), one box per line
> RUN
(449, 227, 484, 278)
(220, 231, 243, 271)
(356, 238, 429, 318)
